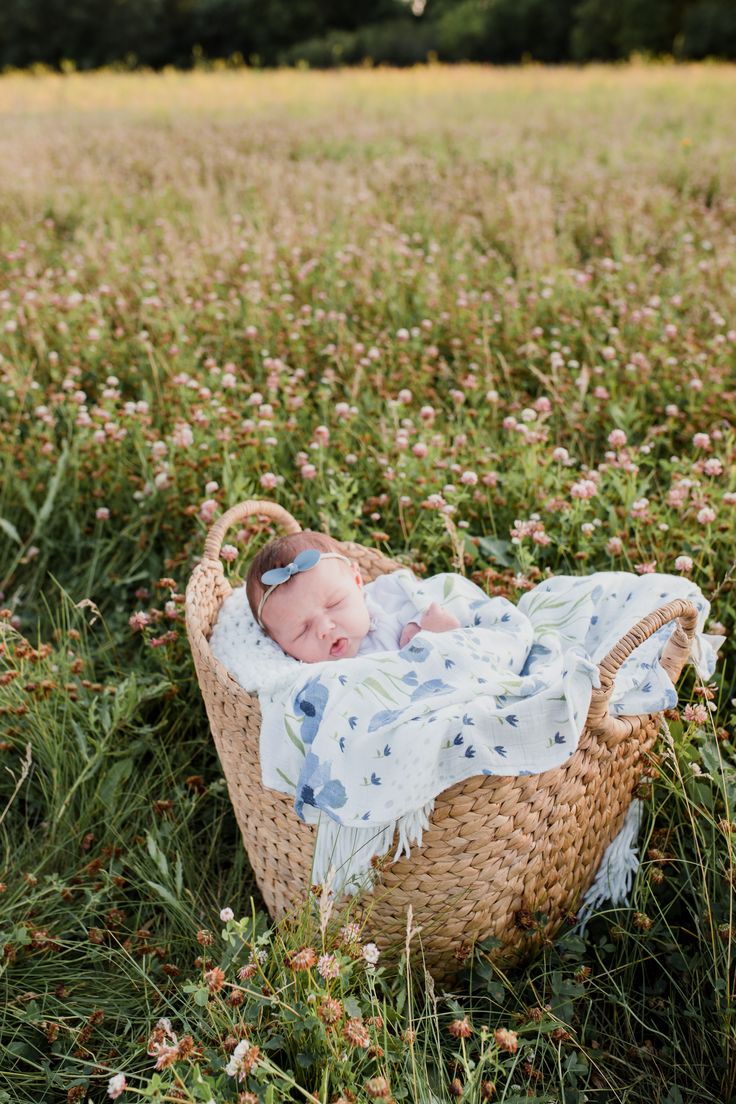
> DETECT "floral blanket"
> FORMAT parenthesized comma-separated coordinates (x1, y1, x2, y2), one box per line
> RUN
(210, 570, 721, 894)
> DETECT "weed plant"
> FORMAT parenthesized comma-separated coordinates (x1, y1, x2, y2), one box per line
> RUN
(0, 65, 734, 1103)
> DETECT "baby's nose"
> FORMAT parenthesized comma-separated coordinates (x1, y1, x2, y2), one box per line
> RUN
(317, 613, 336, 638)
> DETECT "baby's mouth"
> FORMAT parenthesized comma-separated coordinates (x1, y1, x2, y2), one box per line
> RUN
(330, 637, 347, 658)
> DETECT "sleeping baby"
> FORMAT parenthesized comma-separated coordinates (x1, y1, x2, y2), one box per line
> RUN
(246, 531, 460, 662)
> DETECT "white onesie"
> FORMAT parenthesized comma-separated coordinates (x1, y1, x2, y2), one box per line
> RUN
(357, 569, 423, 655)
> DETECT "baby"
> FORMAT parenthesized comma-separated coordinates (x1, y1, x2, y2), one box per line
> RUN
(246, 531, 460, 663)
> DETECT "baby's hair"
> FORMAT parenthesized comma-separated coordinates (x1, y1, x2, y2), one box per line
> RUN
(246, 530, 349, 632)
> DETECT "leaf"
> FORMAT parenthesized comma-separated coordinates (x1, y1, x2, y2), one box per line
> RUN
(478, 536, 515, 567)
(35, 443, 70, 533)
(193, 987, 210, 1007)
(284, 716, 305, 755)
(145, 879, 181, 909)
(98, 757, 134, 806)
(343, 995, 362, 1018)
(0, 517, 22, 545)
(363, 677, 397, 702)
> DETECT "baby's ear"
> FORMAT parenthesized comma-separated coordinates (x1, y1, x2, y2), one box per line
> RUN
(352, 562, 364, 588)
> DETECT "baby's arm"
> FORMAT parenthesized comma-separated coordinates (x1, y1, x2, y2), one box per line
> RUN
(399, 602, 461, 648)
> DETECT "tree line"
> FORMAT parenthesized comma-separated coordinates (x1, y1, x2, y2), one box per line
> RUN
(2, 0, 735, 71)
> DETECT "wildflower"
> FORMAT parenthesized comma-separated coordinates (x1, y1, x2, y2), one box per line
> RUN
(317, 996, 343, 1025)
(196, 929, 214, 946)
(172, 423, 194, 448)
(692, 432, 711, 450)
(448, 1017, 473, 1038)
(630, 497, 649, 519)
(361, 942, 380, 966)
(204, 966, 225, 992)
(107, 1074, 126, 1099)
(570, 479, 597, 499)
(287, 946, 317, 971)
(633, 911, 653, 931)
(343, 1017, 371, 1047)
(219, 907, 234, 922)
(683, 703, 708, 725)
(317, 953, 340, 980)
(225, 1038, 261, 1080)
(674, 555, 693, 573)
(199, 499, 218, 523)
(635, 561, 656, 574)
(449, 1078, 464, 1096)
(481, 1082, 496, 1099)
(259, 472, 278, 489)
(339, 922, 361, 945)
(460, 470, 478, 485)
(608, 429, 627, 447)
(95, 507, 110, 521)
(301, 463, 317, 479)
(128, 611, 150, 632)
(238, 961, 258, 981)
(696, 506, 716, 524)
(365, 1076, 391, 1099)
(412, 442, 428, 458)
(494, 1027, 518, 1053)
(220, 544, 238, 563)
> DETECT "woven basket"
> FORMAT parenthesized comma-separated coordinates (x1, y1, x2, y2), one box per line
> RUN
(185, 499, 697, 981)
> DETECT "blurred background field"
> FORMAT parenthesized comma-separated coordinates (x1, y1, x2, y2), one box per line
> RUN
(0, 65, 734, 1103)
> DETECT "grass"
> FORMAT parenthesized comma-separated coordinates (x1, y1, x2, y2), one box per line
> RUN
(0, 62, 734, 1104)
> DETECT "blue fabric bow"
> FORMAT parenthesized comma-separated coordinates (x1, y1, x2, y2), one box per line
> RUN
(261, 548, 322, 587)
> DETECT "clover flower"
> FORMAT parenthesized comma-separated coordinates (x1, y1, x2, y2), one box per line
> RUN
(107, 1074, 126, 1099)
(494, 1027, 518, 1053)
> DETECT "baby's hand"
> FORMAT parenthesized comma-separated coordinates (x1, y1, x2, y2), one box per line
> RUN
(399, 621, 421, 649)
(420, 602, 461, 634)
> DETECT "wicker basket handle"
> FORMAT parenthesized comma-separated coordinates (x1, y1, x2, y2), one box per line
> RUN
(202, 499, 302, 563)
(586, 598, 698, 746)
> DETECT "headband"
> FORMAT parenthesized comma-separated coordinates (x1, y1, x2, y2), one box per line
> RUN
(256, 549, 352, 627)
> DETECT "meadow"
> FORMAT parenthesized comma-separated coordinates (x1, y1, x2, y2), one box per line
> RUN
(0, 63, 735, 1104)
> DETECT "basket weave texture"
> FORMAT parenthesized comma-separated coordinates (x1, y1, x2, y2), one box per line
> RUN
(185, 500, 697, 981)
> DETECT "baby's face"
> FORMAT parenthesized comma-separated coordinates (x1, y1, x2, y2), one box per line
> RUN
(261, 558, 371, 663)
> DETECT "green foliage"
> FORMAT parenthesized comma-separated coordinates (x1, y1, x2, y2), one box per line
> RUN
(3, 0, 736, 68)
(0, 65, 735, 1102)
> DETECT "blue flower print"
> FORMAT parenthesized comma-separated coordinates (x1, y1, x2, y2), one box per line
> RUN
(411, 679, 453, 702)
(463, 714, 475, 726)
(554, 731, 565, 744)
(295, 751, 347, 822)
(339, 736, 346, 752)
(445, 658, 455, 670)
(453, 732, 464, 746)
(402, 640, 431, 662)
(368, 708, 403, 733)
(464, 746, 476, 758)
(370, 773, 381, 785)
(402, 670, 419, 686)
(294, 678, 329, 745)
(494, 746, 507, 757)
(504, 714, 519, 727)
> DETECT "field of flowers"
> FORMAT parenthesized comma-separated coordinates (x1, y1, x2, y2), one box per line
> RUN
(0, 64, 734, 1104)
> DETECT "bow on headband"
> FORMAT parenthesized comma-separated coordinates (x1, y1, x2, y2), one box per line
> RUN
(260, 548, 321, 586)
(256, 549, 352, 626)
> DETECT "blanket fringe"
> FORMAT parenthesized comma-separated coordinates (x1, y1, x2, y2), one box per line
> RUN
(312, 801, 435, 895)
(575, 799, 643, 933)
